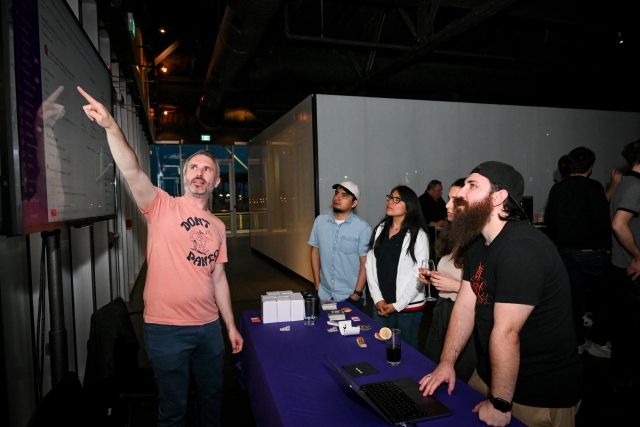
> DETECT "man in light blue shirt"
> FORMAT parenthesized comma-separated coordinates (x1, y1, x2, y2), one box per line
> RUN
(308, 181, 372, 308)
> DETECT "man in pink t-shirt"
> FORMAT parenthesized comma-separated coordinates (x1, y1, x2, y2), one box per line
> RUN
(78, 87, 243, 427)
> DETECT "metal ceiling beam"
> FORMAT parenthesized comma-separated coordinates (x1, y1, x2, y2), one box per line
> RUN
(342, 0, 519, 94)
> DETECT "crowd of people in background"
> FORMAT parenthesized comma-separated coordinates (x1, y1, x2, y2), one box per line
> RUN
(309, 139, 640, 427)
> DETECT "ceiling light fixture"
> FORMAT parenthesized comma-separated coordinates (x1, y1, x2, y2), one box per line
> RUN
(160, 28, 166, 33)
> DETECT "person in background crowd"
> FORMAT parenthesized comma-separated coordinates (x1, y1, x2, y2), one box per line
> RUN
(419, 180, 447, 260)
(545, 146, 612, 358)
(366, 185, 429, 349)
(609, 139, 640, 392)
(421, 178, 477, 382)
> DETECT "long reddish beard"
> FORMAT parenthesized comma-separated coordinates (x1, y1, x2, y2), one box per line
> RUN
(448, 194, 493, 250)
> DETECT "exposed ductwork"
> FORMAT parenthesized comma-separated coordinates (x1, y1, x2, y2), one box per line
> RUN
(197, 0, 285, 130)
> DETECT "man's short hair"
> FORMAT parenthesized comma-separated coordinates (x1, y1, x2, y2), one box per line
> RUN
(567, 147, 595, 174)
(183, 149, 220, 179)
(427, 180, 442, 191)
(557, 154, 572, 178)
(621, 139, 640, 167)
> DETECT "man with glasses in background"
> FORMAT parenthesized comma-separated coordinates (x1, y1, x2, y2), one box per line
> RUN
(308, 181, 372, 308)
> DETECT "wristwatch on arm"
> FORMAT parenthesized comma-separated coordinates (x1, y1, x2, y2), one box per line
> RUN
(489, 395, 512, 413)
(352, 289, 363, 297)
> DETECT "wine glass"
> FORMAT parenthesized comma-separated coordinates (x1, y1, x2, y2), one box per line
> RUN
(421, 259, 437, 302)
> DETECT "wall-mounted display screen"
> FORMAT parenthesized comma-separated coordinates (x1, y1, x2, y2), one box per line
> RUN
(3, 0, 115, 235)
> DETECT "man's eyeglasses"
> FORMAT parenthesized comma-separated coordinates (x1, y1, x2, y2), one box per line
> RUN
(386, 195, 404, 204)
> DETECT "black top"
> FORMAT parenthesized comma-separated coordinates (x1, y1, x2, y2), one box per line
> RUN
(374, 230, 405, 303)
(463, 221, 583, 408)
(418, 193, 447, 225)
(544, 176, 611, 250)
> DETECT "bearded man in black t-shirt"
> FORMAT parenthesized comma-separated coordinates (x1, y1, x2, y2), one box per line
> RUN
(419, 161, 583, 427)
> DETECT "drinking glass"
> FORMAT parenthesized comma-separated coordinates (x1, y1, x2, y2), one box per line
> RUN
(386, 329, 402, 366)
(421, 259, 437, 302)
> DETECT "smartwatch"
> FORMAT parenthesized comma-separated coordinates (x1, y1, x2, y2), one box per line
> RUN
(353, 289, 363, 297)
(489, 395, 512, 413)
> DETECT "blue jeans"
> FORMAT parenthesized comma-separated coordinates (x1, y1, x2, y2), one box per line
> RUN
(559, 248, 610, 345)
(372, 310, 423, 350)
(144, 320, 225, 427)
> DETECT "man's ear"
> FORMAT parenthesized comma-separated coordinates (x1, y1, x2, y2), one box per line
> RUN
(351, 198, 359, 209)
(491, 189, 508, 207)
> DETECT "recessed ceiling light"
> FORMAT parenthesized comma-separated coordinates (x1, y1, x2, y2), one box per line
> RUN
(160, 28, 166, 33)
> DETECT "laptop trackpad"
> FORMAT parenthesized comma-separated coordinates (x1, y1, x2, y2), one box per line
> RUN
(395, 378, 453, 416)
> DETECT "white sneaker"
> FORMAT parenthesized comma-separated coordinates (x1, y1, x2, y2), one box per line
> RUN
(578, 340, 592, 355)
(587, 341, 611, 359)
(583, 312, 593, 328)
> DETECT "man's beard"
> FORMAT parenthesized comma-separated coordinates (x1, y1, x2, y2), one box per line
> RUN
(448, 194, 493, 248)
(183, 176, 214, 199)
(333, 206, 346, 214)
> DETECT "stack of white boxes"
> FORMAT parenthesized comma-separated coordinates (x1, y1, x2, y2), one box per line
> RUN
(261, 290, 305, 324)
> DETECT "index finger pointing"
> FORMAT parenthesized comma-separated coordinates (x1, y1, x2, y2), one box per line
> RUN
(77, 86, 98, 104)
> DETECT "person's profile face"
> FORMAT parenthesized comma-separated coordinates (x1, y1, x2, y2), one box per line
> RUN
(446, 186, 462, 222)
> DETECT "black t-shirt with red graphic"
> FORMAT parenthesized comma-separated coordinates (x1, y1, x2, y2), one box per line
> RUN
(463, 220, 583, 408)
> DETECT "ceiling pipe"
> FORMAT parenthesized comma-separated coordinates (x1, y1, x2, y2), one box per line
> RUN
(197, 0, 285, 130)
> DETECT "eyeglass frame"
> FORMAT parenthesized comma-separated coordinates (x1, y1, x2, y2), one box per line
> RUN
(385, 194, 404, 204)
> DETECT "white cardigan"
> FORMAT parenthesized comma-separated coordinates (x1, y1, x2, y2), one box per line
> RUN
(365, 224, 428, 312)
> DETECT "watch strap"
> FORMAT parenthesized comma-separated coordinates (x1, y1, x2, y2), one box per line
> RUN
(489, 395, 512, 412)
(353, 289, 363, 297)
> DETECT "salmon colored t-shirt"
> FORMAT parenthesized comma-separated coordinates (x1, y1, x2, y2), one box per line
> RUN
(141, 188, 227, 325)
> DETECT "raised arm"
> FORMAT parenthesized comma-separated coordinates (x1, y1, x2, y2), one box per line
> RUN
(77, 86, 156, 210)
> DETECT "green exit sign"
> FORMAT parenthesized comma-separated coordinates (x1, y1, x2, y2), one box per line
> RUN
(201, 135, 211, 141)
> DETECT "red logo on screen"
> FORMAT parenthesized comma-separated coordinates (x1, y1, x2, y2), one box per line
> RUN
(44, 45, 48, 56)
(51, 209, 57, 217)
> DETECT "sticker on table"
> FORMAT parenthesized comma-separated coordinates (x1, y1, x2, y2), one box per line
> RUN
(359, 324, 372, 330)
(351, 316, 361, 322)
(279, 325, 290, 332)
(327, 326, 338, 333)
(251, 317, 261, 323)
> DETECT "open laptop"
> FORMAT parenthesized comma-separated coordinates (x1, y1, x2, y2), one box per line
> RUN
(324, 354, 452, 426)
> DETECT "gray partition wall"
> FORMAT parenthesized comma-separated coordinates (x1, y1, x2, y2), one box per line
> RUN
(249, 94, 640, 282)
(248, 96, 316, 281)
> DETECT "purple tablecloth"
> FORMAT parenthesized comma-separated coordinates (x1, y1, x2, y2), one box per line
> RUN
(237, 302, 526, 427)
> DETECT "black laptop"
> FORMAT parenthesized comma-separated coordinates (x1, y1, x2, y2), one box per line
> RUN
(324, 355, 452, 425)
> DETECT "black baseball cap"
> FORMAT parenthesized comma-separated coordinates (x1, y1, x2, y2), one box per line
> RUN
(471, 161, 525, 204)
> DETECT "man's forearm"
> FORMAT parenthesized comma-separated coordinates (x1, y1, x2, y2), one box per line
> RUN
(440, 301, 475, 365)
(355, 257, 367, 293)
(613, 223, 640, 259)
(310, 247, 321, 289)
(488, 329, 519, 402)
(105, 127, 143, 182)
(214, 269, 238, 333)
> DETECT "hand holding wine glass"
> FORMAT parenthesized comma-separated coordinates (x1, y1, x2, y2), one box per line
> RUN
(421, 259, 437, 301)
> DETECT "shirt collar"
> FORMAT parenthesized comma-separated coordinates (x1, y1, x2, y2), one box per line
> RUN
(328, 210, 354, 224)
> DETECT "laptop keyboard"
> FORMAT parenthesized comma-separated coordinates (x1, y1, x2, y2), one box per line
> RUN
(365, 381, 429, 420)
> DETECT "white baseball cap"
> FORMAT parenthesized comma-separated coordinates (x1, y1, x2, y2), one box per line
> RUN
(332, 181, 360, 200)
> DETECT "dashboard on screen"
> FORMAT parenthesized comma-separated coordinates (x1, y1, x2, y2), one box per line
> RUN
(1, 0, 115, 235)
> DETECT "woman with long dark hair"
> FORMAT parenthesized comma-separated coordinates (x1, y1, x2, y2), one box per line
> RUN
(365, 185, 429, 349)
(420, 178, 477, 382)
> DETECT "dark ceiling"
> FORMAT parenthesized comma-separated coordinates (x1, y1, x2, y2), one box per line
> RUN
(101, 0, 639, 144)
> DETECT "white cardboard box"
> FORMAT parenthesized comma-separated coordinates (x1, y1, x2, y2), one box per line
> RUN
(276, 295, 291, 322)
(261, 296, 278, 324)
(289, 293, 304, 321)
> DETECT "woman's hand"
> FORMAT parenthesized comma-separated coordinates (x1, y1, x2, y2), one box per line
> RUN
(382, 303, 397, 315)
(418, 267, 430, 284)
(430, 272, 461, 293)
(375, 300, 389, 317)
